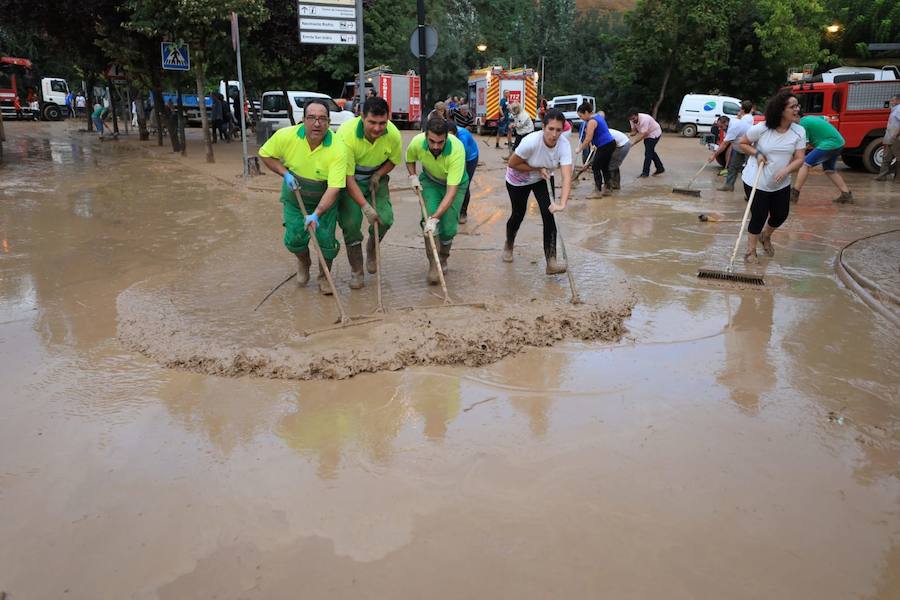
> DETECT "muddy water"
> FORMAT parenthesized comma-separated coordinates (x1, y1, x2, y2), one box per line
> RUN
(1, 121, 899, 599)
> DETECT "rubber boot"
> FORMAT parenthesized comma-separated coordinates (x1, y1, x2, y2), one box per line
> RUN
(347, 243, 365, 289)
(545, 248, 567, 274)
(317, 258, 334, 295)
(502, 240, 514, 263)
(424, 238, 440, 285)
(439, 240, 452, 272)
(611, 169, 621, 190)
(833, 191, 853, 204)
(294, 249, 311, 285)
(365, 235, 378, 274)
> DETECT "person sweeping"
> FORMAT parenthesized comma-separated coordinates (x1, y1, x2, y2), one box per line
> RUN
(258, 99, 347, 294)
(574, 102, 616, 196)
(502, 108, 573, 273)
(334, 97, 403, 289)
(791, 114, 853, 204)
(406, 117, 468, 285)
(736, 91, 806, 263)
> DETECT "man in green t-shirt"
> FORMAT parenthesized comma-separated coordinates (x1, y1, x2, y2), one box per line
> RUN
(405, 117, 468, 285)
(258, 100, 347, 295)
(792, 115, 852, 204)
(335, 97, 403, 289)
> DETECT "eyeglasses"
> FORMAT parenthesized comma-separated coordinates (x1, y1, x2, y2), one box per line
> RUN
(305, 115, 329, 124)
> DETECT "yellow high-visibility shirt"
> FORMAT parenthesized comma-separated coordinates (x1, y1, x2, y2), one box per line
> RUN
(336, 116, 403, 175)
(258, 124, 346, 188)
(405, 133, 466, 186)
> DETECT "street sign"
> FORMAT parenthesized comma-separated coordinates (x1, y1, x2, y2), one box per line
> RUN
(300, 31, 357, 45)
(105, 63, 127, 81)
(299, 18, 356, 32)
(298, 4, 355, 18)
(409, 26, 438, 59)
(161, 42, 190, 71)
(298, 0, 359, 46)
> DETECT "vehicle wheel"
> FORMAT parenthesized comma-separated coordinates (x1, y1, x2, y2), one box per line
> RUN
(862, 138, 889, 174)
(680, 123, 697, 138)
(841, 154, 863, 170)
(42, 104, 62, 121)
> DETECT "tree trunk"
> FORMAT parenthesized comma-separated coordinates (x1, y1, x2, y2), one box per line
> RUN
(131, 82, 149, 141)
(86, 75, 96, 132)
(651, 56, 673, 121)
(281, 87, 295, 125)
(194, 51, 214, 163)
(150, 70, 167, 147)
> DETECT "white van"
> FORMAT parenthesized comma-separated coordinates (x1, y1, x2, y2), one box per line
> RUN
(677, 94, 742, 137)
(260, 90, 353, 131)
(548, 94, 595, 127)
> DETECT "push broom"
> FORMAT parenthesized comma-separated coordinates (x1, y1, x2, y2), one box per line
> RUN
(697, 165, 765, 286)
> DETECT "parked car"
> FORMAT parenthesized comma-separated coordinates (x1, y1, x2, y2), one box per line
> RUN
(259, 91, 353, 131)
(677, 93, 743, 137)
(547, 94, 595, 128)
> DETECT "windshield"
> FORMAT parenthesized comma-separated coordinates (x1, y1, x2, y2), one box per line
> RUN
(293, 96, 339, 112)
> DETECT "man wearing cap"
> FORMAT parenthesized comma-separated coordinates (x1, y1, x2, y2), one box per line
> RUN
(258, 99, 347, 295)
(406, 117, 468, 284)
(335, 97, 403, 288)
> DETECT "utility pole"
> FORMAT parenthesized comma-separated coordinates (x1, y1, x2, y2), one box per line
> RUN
(356, 0, 365, 113)
(416, 0, 427, 129)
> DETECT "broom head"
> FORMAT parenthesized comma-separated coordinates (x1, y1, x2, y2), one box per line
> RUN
(672, 187, 702, 197)
(697, 268, 765, 285)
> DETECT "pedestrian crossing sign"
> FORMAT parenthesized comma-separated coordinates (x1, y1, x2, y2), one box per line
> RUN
(161, 42, 190, 71)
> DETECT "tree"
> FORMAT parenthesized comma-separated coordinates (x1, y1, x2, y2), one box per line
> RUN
(126, 0, 268, 162)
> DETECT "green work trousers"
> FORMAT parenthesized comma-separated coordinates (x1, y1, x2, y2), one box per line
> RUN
(419, 172, 468, 242)
(337, 175, 394, 245)
(280, 179, 339, 260)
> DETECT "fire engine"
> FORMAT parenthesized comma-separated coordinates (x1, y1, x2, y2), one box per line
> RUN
(341, 66, 421, 128)
(0, 57, 69, 121)
(787, 77, 900, 173)
(467, 66, 538, 134)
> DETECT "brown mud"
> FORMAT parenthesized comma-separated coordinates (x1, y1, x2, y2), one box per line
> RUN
(2, 120, 899, 600)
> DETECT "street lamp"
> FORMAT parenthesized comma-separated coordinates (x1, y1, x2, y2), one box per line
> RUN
(476, 43, 487, 52)
(826, 23, 840, 33)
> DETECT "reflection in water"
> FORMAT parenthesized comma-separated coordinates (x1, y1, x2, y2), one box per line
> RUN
(717, 292, 776, 414)
(414, 376, 461, 442)
(277, 375, 409, 479)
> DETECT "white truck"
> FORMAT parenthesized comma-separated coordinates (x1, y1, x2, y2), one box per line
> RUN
(677, 93, 743, 137)
(0, 56, 69, 120)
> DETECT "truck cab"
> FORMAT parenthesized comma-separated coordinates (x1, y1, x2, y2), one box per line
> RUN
(0, 57, 69, 120)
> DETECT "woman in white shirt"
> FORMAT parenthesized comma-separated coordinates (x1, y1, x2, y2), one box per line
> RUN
(737, 91, 806, 262)
(508, 103, 534, 151)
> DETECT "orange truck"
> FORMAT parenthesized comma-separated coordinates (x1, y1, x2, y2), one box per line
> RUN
(467, 66, 538, 134)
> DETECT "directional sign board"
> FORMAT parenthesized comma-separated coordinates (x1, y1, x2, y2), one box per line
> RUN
(161, 42, 190, 71)
(298, 0, 358, 46)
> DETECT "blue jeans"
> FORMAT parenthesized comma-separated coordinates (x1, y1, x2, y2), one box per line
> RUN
(93, 116, 105, 135)
(642, 136, 663, 175)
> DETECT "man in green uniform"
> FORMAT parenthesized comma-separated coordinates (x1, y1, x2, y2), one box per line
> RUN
(792, 115, 853, 204)
(405, 117, 468, 285)
(258, 99, 347, 295)
(335, 97, 403, 289)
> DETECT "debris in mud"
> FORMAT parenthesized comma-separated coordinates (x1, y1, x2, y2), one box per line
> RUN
(117, 292, 635, 380)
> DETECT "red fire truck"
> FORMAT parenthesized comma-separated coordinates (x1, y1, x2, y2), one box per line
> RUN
(341, 66, 421, 128)
(787, 78, 900, 173)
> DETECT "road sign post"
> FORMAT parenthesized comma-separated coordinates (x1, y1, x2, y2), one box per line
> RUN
(298, 0, 359, 46)
(232, 12, 250, 179)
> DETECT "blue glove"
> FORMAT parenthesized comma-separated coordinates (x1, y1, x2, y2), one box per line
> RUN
(284, 171, 298, 191)
(304, 213, 319, 229)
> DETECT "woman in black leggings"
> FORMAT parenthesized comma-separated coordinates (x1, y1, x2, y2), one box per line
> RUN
(502, 109, 574, 274)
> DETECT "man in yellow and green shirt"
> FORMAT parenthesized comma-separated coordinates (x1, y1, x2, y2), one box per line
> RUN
(258, 99, 347, 295)
(405, 117, 468, 284)
(335, 97, 403, 289)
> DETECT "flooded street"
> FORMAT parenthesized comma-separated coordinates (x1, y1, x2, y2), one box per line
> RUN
(1, 121, 898, 598)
